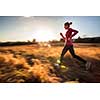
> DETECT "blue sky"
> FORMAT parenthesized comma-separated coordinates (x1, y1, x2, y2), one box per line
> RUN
(0, 16, 100, 42)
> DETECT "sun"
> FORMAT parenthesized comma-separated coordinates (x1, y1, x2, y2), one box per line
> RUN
(33, 29, 55, 42)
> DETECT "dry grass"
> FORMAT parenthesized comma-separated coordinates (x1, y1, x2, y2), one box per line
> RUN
(0, 43, 100, 83)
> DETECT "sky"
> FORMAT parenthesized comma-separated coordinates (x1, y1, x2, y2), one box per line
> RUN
(0, 16, 100, 42)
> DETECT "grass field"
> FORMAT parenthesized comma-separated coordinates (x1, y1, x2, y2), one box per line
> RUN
(0, 43, 100, 83)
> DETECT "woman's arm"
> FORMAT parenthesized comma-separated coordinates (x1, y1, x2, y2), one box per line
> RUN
(71, 29, 78, 38)
(60, 33, 65, 40)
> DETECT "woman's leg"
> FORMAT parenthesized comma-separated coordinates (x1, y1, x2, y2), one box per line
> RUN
(60, 45, 69, 62)
(69, 45, 86, 64)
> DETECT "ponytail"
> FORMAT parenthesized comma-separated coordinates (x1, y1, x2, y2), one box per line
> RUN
(69, 22, 72, 25)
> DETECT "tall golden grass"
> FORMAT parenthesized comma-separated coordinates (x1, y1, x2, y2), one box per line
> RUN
(0, 44, 100, 83)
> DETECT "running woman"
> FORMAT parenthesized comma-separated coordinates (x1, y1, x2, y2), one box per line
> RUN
(59, 22, 91, 70)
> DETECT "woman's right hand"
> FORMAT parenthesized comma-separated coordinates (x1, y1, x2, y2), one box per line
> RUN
(60, 33, 65, 40)
(60, 33, 63, 35)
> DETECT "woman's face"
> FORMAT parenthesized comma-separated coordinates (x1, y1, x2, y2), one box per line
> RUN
(64, 25, 69, 29)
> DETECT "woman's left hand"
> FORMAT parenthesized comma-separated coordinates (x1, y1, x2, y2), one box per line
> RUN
(68, 37, 71, 41)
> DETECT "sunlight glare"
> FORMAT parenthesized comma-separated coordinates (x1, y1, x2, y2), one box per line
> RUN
(33, 29, 55, 42)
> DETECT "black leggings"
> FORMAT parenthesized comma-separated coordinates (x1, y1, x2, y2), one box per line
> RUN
(60, 45, 86, 64)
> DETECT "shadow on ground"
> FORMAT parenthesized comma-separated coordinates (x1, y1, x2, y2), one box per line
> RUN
(52, 56, 100, 83)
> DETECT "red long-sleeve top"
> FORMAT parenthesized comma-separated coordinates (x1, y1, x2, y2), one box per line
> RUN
(61, 28, 78, 46)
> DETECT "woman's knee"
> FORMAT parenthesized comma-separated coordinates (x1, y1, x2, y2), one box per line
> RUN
(72, 54, 77, 58)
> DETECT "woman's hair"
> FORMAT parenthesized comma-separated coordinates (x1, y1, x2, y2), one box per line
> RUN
(64, 22, 72, 26)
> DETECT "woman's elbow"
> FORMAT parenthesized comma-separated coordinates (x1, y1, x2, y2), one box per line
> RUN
(76, 30, 79, 33)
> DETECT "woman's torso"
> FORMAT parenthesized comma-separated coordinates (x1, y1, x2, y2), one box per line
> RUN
(65, 28, 73, 46)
